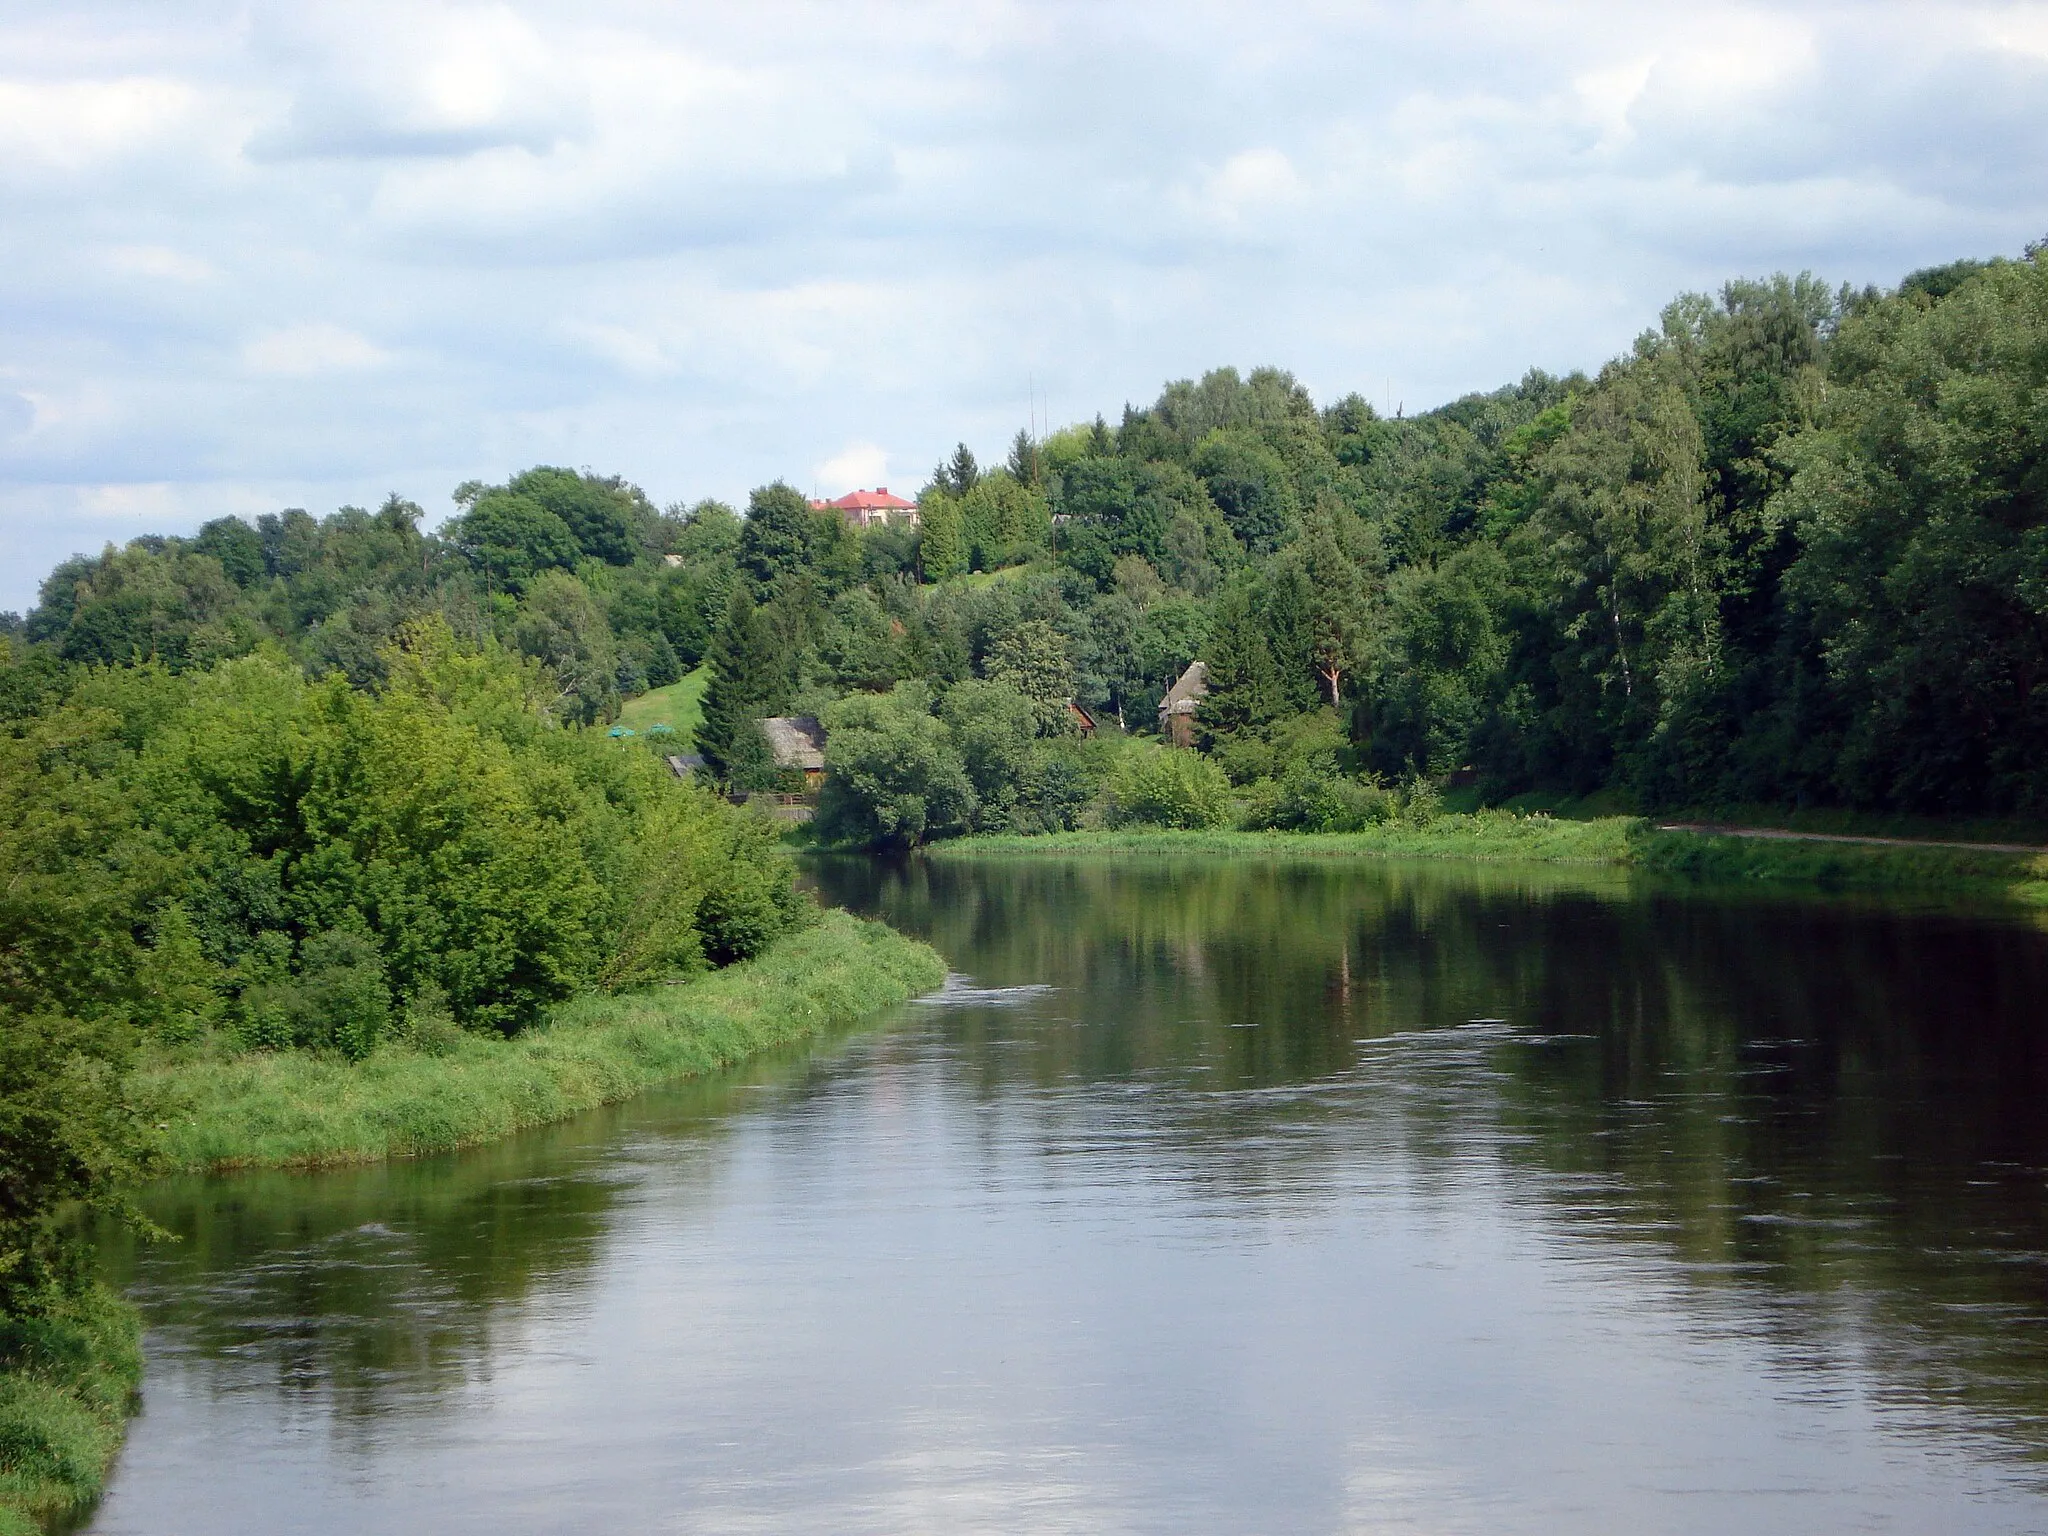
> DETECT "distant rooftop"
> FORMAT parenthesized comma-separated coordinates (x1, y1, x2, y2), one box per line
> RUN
(810, 487, 917, 512)
(758, 715, 827, 772)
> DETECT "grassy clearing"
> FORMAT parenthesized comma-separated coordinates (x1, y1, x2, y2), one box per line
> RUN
(615, 665, 709, 737)
(927, 814, 1640, 866)
(0, 1286, 141, 1536)
(143, 909, 945, 1174)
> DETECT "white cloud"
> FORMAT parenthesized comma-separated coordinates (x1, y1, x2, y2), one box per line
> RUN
(242, 323, 392, 377)
(561, 320, 674, 378)
(3, 0, 2047, 611)
(78, 481, 180, 519)
(0, 76, 197, 169)
(814, 442, 890, 496)
(103, 244, 215, 282)
(1200, 148, 1308, 227)
(249, 3, 587, 158)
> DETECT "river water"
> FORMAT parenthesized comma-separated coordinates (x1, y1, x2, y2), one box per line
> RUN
(88, 855, 2048, 1534)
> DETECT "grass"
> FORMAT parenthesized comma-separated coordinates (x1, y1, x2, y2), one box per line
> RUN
(1630, 825, 2048, 902)
(143, 909, 946, 1174)
(0, 1286, 141, 1536)
(928, 814, 1640, 866)
(926, 817, 2048, 904)
(615, 664, 709, 738)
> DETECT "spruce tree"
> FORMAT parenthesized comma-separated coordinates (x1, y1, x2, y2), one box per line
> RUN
(1195, 582, 1282, 747)
(696, 590, 789, 775)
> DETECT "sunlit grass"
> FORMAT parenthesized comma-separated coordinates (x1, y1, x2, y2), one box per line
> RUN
(144, 910, 945, 1173)
(928, 815, 1641, 866)
(0, 1286, 141, 1536)
(615, 664, 709, 738)
(1630, 826, 2048, 902)
(930, 818, 2048, 904)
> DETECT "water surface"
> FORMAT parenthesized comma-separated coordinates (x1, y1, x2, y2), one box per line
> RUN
(91, 856, 2048, 1533)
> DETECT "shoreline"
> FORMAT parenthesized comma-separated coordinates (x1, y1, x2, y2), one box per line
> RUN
(0, 911, 942, 1536)
(143, 909, 946, 1176)
(920, 815, 1638, 866)
(922, 818, 2048, 903)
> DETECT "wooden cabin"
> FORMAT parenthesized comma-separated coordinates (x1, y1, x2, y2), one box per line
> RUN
(757, 716, 828, 791)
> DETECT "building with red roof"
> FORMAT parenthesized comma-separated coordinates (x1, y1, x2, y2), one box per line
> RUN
(809, 487, 919, 529)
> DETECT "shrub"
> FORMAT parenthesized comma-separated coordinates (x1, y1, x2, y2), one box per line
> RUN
(1268, 762, 1394, 832)
(816, 683, 977, 848)
(1105, 742, 1233, 829)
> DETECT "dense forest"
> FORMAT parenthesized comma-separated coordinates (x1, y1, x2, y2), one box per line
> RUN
(10, 241, 2044, 857)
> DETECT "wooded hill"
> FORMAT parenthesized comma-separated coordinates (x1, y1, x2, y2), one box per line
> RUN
(8, 241, 2046, 825)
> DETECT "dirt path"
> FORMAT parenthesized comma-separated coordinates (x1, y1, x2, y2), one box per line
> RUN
(1655, 822, 2048, 856)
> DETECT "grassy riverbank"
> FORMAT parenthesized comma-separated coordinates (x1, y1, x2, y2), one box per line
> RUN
(0, 1287, 140, 1536)
(926, 817, 2048, 903)
(144, 910, 945, 1174)
(927, 814, 1639, 866)
(1630, 826, 2048, 902)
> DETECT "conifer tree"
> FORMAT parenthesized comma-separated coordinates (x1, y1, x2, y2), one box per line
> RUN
(696, 590, 790, 775)
(1196, 582, 1283, 746)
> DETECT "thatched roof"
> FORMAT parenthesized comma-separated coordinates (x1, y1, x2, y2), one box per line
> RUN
(1159, 661, 1208, 718)
(758, 715, 827, 771)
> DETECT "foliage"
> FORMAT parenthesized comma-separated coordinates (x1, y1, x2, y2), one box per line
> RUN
(11, 237, 2048, 846)
(696, 590, 790, 777)
(8, 630, 810, 1044)
(816, 685, 977, 849)
(1104, 742, 1233, 829)
(143, 911, 945, 1173)
(983, 618, 1076, 735)
(927, 812, 1640, 866)
(0, 1283, 141, 1535)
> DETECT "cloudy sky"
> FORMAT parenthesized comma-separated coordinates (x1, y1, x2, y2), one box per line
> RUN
(4, 1, 2047, 612)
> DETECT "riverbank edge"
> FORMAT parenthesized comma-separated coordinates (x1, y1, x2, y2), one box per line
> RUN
(0, 1285, 141, 1536)
(926, 816, 1638, 866)
(142, 909, 947, 1176)
(925, 818, 2048, 901)
(0, 913, 941, 1535)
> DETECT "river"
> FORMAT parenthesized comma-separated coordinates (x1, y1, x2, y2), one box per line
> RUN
(88, 854, 2048, 1533)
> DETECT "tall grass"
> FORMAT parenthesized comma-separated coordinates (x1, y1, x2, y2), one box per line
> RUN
(0, 1286, 141, 1536)
(928, 813, 1642, 866)
(145, 910, 945, 1173)
(1630, 826, 2048, 900)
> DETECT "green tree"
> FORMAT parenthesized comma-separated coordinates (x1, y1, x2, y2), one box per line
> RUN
(511, 571, 620, 725)
(1776, 249, 2048, 811)
(916, 490, 967, 582)
(501, 466, 648, 566)
(1197, 582, 1282, 745)
(696, 591, 790, 777)
(940, 679, 1039, 825)
(1105, 740, 1232, 828)
(449, 491, 580, 588)
(738, 483, 815, 595)
(816, 684, 976, 848)
(984, 618, 1075, 734)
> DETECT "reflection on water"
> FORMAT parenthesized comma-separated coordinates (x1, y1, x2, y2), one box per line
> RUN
(90, 856, 2048, 1534)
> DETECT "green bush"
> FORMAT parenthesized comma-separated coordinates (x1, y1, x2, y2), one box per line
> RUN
(8, 624, 811, 1050)
(816, 684, 977, 849)
(1267, 762, 1394, 832)
(1106, 742, 1233, 829)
